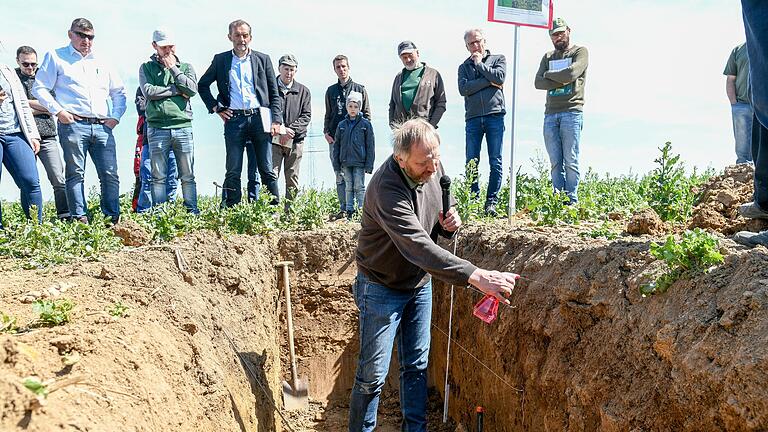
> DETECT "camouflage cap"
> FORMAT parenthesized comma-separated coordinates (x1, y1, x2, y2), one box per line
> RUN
(550, 17, 569, 35)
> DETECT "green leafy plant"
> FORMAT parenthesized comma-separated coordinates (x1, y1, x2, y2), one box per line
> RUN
(0, 311, 18, 333)
(642, 142, 695, 222)
(283, 189, 336, 230)
(641, 228, 724, 295)
(453, 159, 485, 222)
(32, 299, 74, 326)
(22, 377, 49, 398)
(581, 221, 620, 240)
(108, 301, 129, 318)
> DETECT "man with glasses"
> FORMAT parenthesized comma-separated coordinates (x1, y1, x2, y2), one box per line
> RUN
(199, 19, 282, 207)
(458, 28, 507, 217)
(15, 46, 69, 220)
(33, 17, 127, 224)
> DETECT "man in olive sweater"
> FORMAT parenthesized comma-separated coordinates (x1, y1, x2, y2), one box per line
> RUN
(349, 118, 519, 432)
(388, 40, 446, 129)
(139, 28, 198, 213)
(534, 17, 588, 204)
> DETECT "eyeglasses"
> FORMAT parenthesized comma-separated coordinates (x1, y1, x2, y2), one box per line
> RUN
(73, 30, 95, 41)
(20, 62, 37, 68)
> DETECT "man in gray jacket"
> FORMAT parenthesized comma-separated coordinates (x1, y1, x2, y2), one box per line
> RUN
(458, 28, 506, 217)
(388, 41, 446, 129)
(272, 54, 311, 208)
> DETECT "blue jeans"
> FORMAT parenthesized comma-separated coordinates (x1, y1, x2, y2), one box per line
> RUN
(465, 112, 505, 207)
(246, 139, 260, 202)
(543, 111, 583, 203)
(742, 1, 768, 209)
(222, 114, 278, 207)
(0, 133, 42, 225)
(147, 126, 198, 213)
(58, 121, 120, 220)
(732, 103, 754, 164)
(136, 134, 177, 213)
(331, 143, 346, 211)
(342, 166, 365, 212)
(349, 273, 432, 432)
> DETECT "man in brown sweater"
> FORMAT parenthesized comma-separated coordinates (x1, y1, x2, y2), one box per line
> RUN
(388, 40, 446, 129)
(348, 118, 519, 431)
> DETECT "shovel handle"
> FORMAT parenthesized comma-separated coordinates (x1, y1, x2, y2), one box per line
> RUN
(279, 263, 300, 385)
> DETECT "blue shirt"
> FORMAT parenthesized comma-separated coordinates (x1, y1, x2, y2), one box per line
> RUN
(0, 72, 21, 135)
(228, 51, 261, 110)
(32, 44, 127, 120)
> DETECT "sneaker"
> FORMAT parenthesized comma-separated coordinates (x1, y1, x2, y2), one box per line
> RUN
(346, 210, 355, 221)
(73, 215, 89, 224)
(733, 230, 768, 247)
(484, 204, 498, 218)
(738, 202, 768, 219)
(329, 211, 346, 221)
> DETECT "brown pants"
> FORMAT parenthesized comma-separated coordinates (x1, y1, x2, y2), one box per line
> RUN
(272, 140, 303, 203)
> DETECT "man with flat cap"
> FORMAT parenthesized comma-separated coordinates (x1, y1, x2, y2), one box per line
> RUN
(388, 41, 446, 129)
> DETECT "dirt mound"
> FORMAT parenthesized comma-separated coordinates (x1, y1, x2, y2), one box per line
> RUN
(626, 207, 666, 235)
(689, 164, 768, 234)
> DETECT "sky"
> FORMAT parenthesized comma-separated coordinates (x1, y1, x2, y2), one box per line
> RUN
(0, 0, 748, 202)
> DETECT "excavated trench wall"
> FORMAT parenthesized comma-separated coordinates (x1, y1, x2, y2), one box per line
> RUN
(2, 222, 767, 431)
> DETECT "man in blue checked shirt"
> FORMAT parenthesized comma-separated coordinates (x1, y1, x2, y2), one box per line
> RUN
(33, 17, 127, 224)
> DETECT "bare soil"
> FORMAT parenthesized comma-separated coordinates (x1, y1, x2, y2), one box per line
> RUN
(1, 168, 767, 431)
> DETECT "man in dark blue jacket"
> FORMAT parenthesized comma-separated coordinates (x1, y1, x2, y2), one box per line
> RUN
(458, 28, 506, 217)
(199, 19, 282, 207)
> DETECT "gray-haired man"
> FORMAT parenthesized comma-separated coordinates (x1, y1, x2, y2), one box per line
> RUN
(388, 41, 446, 129)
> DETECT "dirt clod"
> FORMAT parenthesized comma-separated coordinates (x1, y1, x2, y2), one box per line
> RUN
(626, 207, 665, 235)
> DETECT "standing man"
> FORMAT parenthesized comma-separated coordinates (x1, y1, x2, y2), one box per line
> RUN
(323, 55, 371, 220)
(534, 18, 589, 205)
(272, 54, 311, 208)
(734, 1, 768, 246)
(33, 18, 126, 224)
(139, 28, 199, 214)
(348, 118, 519, 432)
(199, 19, 282, 207)
(458, 28, 506, 217)
(15, 46, 69, 220)
(388, 41, 446, 129)
(724, 42, 753, 164)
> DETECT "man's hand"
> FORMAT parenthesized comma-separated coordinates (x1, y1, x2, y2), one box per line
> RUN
(491, 82, 503, 90)
(56, 111, 75, 124)
(217, 108, 233, 122)
(471, 51, 483, 65)
(160, 54, 176, 69)
(439, 207, 462, 232)
(270, 122, 281, 136)
(103, 118, 119, 129)
(324, 133, 334, 144)
(30, 138, 40, 155)
(285, 127, 296, 138)
(0, 90, 7, 104)
(468, 269, 519, 305)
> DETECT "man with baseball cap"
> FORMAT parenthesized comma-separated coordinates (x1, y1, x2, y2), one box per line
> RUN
(534, 17, 589, 205)
(388, 41, 446, 129)
(272, 54, 311, 209)
(138, 27, 199, 213)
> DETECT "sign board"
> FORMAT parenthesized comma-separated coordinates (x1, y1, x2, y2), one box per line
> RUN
(487, 0, 553, 29)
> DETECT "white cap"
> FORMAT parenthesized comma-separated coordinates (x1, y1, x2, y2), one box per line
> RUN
(152, 28, 174, 46)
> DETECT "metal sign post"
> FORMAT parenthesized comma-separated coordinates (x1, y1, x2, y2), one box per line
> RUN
(508, 24, 520, 221)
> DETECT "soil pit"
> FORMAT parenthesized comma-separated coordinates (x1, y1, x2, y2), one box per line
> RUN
(1, 171, 768, 431)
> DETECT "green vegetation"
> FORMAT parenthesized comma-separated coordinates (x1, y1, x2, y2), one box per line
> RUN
(498, 0, 542, 12)
(581, 221, 620, 240)
(22, 377, 49, 398)
(108, 302, 129, 318)
(32, 299, 74, 327)
(0, 311, 17, 334)
(641, 229, 724, 296)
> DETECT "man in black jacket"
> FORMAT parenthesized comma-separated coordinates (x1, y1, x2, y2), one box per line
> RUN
(323, 55, 370, 220)
(272, 54, 311, 208)
(199, 19, 282, 207)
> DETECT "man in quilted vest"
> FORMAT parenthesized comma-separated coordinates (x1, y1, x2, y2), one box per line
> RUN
(138, 28, 199, 214)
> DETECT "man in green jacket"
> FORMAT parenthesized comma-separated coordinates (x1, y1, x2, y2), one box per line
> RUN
(139, 28, 198, 214)
(388, 41, 446, 129)
(534, 17, 588, 205)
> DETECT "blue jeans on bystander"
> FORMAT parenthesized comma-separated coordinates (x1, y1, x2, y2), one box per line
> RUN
(348, 272, 432, 432)
(136, 135, 177, 213)
(147, 126, 198, 213)
(732, 102, 754, 164)
(465, 112, 505, 208)
(342, 166, 365, 213)
(543, 111, 583, 204)
(0, 132, 42, 225)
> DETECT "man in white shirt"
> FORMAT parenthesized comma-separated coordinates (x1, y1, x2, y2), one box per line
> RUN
(33, 18, 127, 224)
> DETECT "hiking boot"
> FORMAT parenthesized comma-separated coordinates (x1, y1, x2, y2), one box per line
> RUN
(738, 202, 768, 219)
(484, 204, 498, 218)
(733, 230, 768, 248)
(329, 210, 346, 221)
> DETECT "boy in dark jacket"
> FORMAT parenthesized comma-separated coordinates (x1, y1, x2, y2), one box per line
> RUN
(332, 91, 374, 218)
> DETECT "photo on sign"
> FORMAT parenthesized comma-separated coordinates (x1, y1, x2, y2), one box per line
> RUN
(497, 0, 542, 12)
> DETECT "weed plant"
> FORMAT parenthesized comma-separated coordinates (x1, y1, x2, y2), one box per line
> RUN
(33, 299, 74, 326)
(641, 228, 724, 295)
(108, 302, 129, 318)
(0, 311, 17, 333)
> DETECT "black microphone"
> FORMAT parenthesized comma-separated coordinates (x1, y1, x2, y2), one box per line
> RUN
(440, 175, 451, 217)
